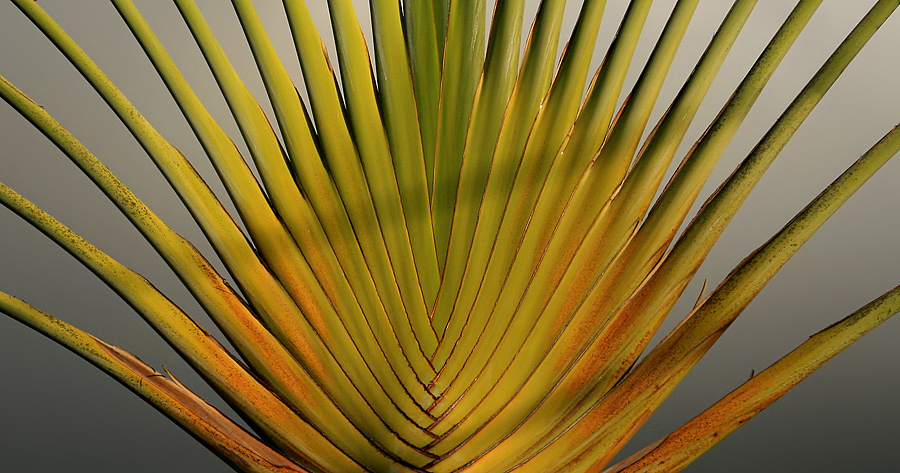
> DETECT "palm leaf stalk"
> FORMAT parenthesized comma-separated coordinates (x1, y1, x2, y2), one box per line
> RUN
(0, 1, 898, 472)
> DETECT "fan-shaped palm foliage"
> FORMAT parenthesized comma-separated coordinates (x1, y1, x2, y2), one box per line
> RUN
(1, 0, 898, 472)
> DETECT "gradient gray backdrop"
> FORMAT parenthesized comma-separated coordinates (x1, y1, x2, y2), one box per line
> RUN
(1, 1, 898, 472)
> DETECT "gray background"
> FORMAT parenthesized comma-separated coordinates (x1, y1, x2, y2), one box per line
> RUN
(1, 1, 898, 471)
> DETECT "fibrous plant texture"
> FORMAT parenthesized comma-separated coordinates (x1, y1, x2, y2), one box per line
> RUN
(1, 1, 899, 472)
